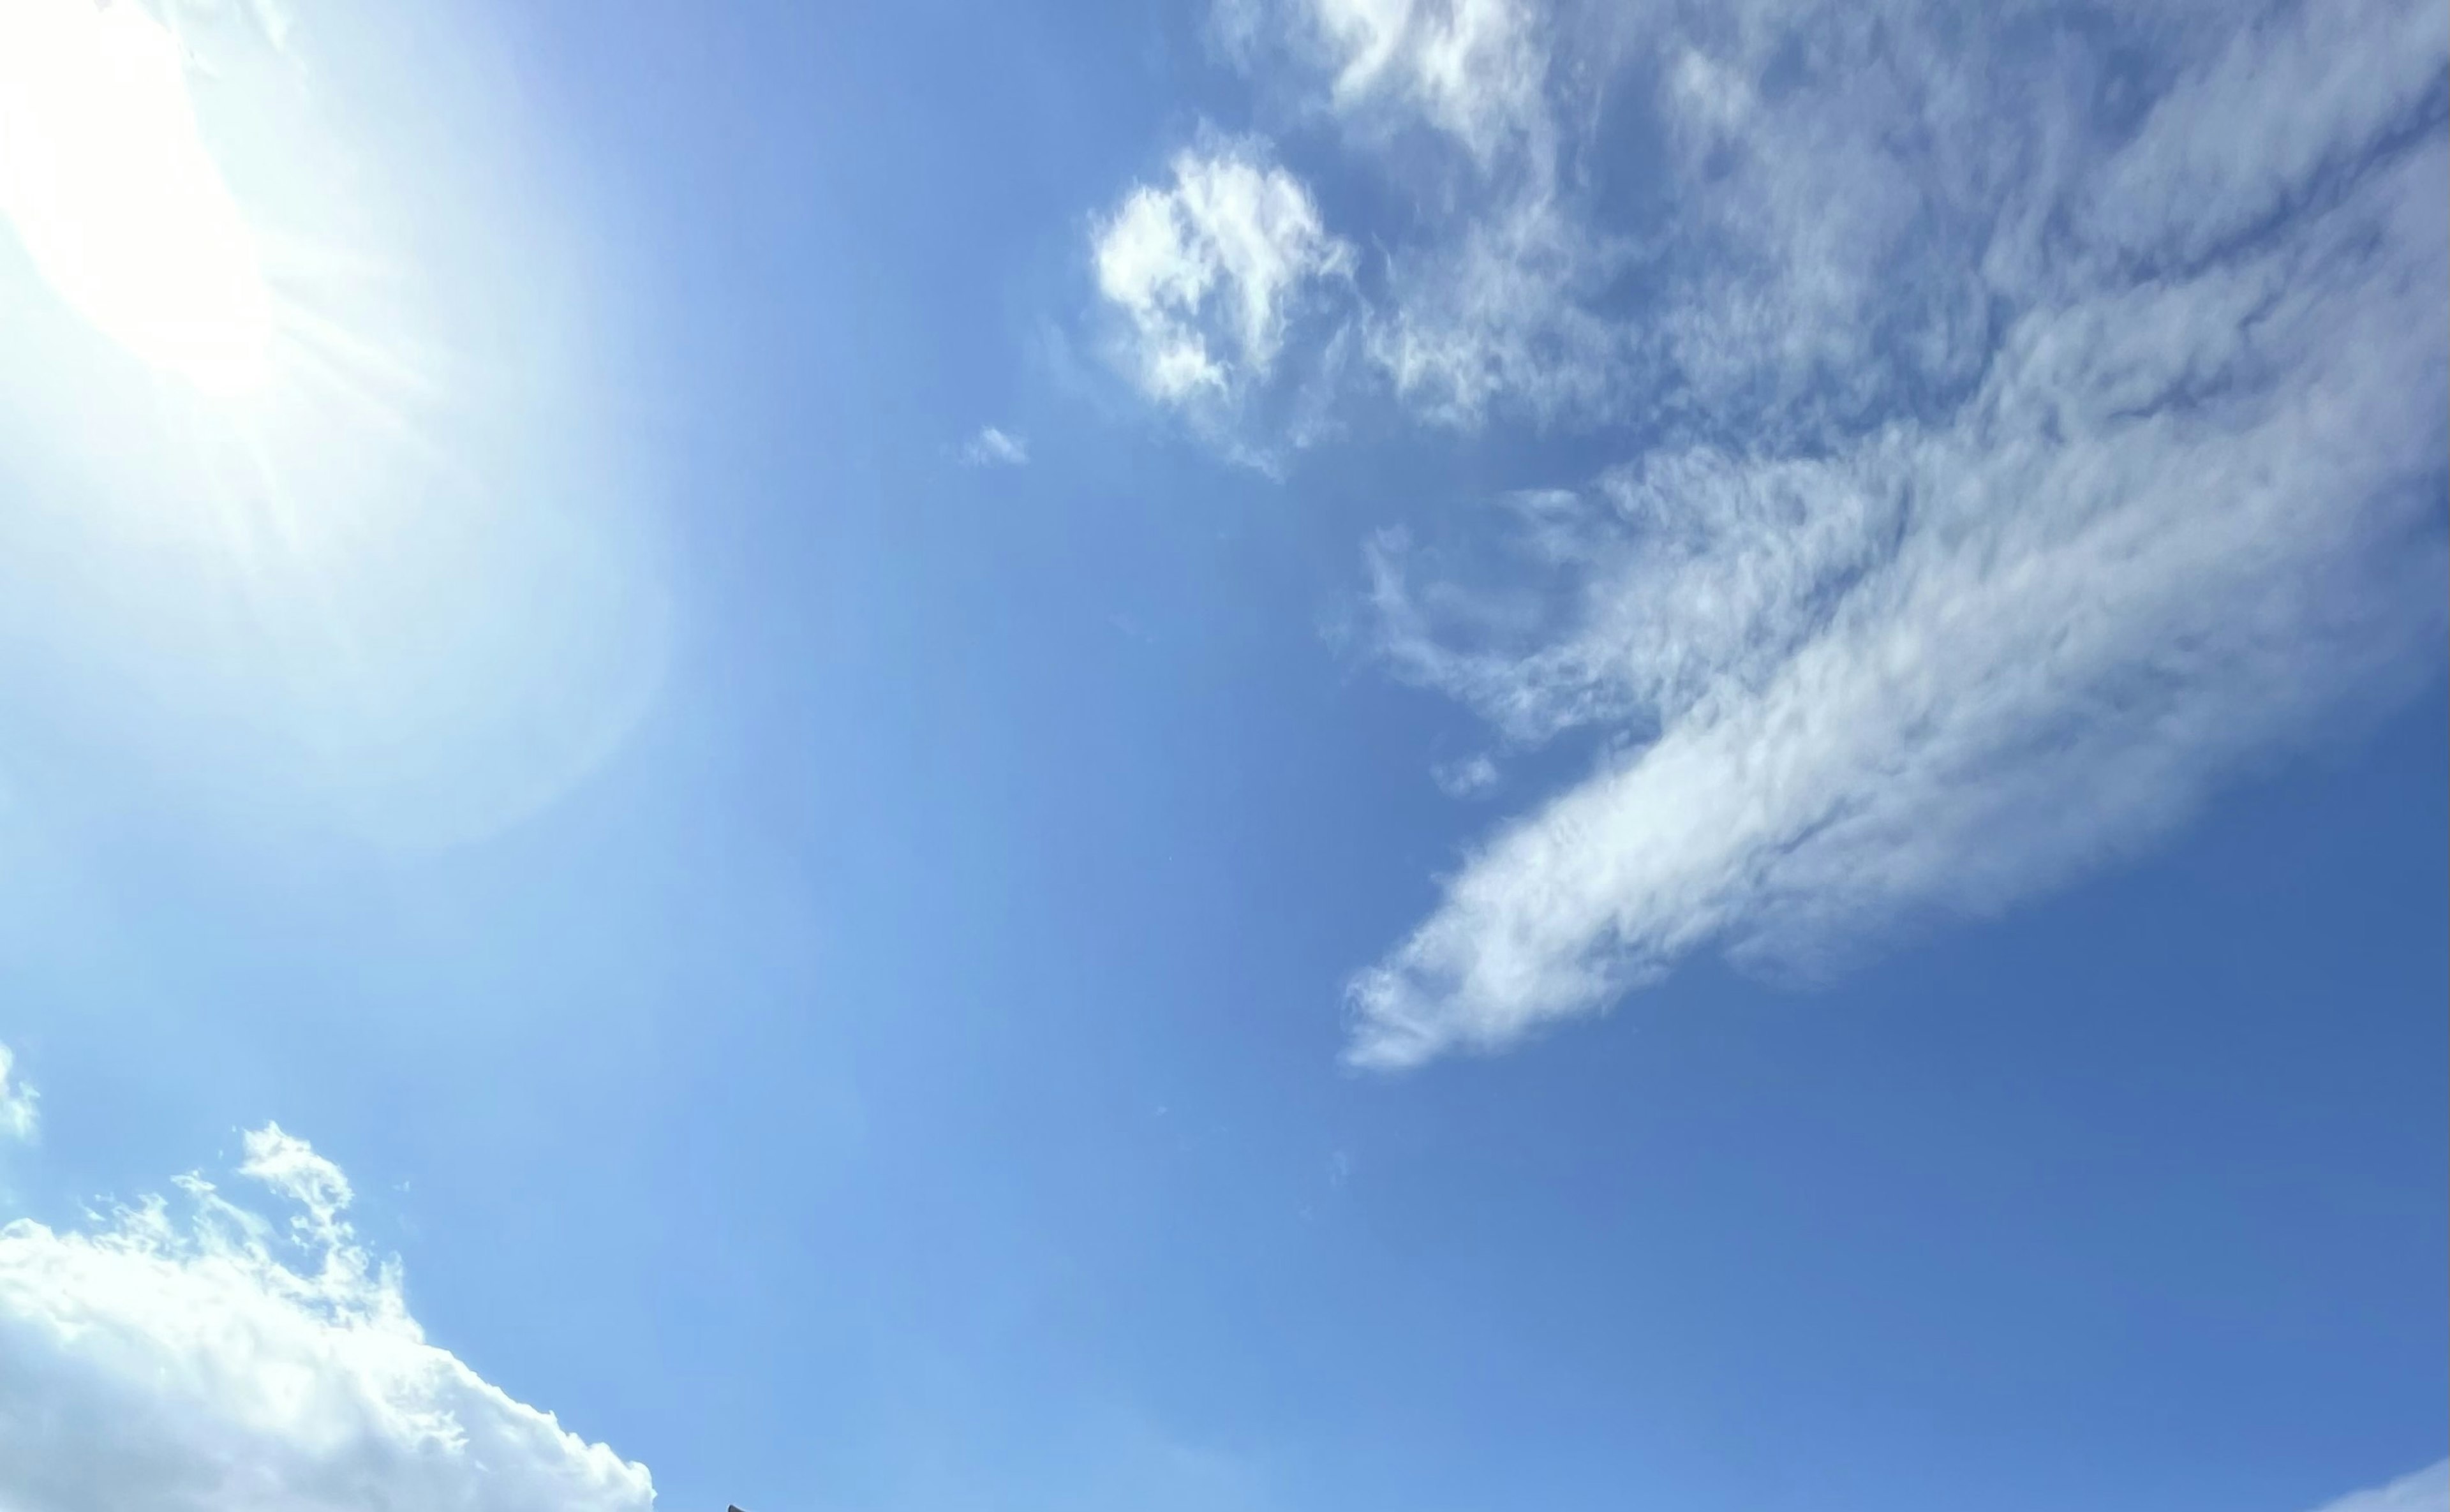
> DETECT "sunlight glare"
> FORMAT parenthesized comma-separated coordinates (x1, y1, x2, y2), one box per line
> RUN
(0, 0, 272, 396)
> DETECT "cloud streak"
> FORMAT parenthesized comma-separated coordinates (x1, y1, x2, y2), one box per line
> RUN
(0, 1123, 655, 1509)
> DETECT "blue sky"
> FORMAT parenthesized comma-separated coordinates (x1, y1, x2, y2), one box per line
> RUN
(0, 0, 2443, 1509)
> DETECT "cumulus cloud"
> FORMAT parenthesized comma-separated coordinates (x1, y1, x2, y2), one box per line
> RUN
(2309, 1462, 2450, 1512)
(0, 1042, 33, 1142)
(964, 425, 1030, 466)
(0, 1122, 655, 1510)
(1342, 0, 2449, 1067)
(1091, 140, 1352, 420)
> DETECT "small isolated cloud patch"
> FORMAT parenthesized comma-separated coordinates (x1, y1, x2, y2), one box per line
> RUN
(1091, 140, 1351, 415)
(0, 1122, 655, 1510)
(0, 1043, 33, 1143)
(964, 426, 1029, 467)
(1430, 753, 1499, 799)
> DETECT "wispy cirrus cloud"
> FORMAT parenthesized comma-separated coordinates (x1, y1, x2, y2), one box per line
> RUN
(1346, 0, 2448, 1067)
(0, 1121, 654, 1509)
(1084, 0, 2448, 1069)
(1206, 0, 1632, 427)
(1351, 0, 2449, 1067)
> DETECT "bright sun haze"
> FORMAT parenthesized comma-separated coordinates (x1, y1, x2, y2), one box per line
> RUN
(0, 0, 271, 397)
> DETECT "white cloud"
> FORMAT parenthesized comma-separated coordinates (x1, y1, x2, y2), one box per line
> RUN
(0, 1042, 33, 1142)
(0, 1123, 655, 1510)
(1091, 141, 1351, 417)
(1364, 188, 1630, 427)
(2308, 1462, 2450, 1512)
(1220, 0, 1624, 427)
(2086, 0, 2450, 265)
(1290, 0, 1550, 159)
(1337, 0, 2448, 1066)
(964, 425, 1030, 467)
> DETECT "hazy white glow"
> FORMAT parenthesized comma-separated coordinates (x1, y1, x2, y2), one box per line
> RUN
(0, 0, 271, 396)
